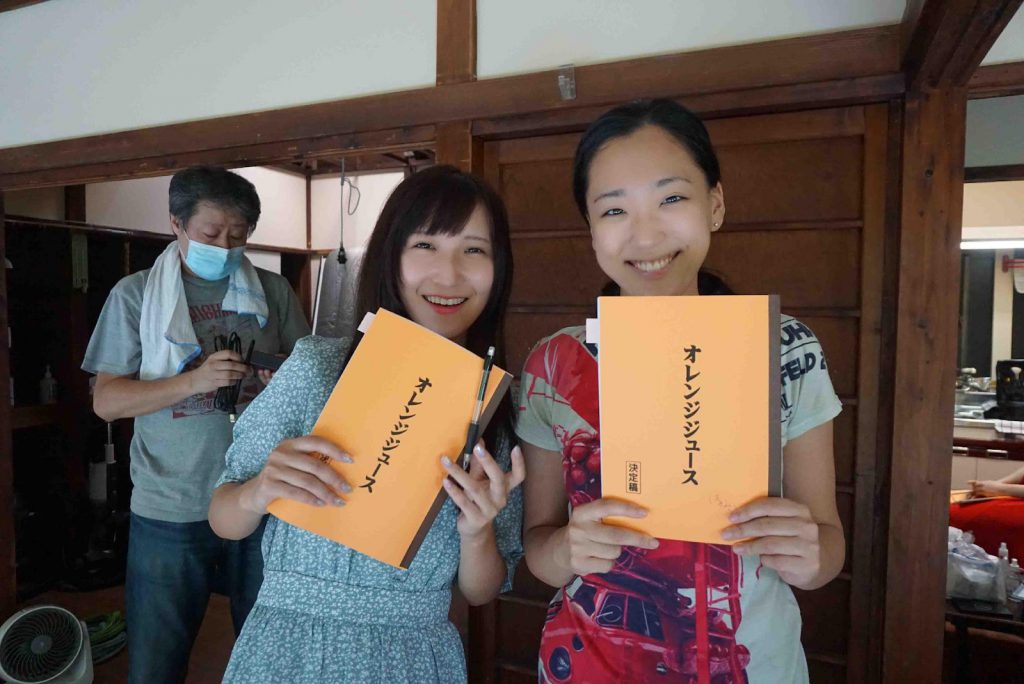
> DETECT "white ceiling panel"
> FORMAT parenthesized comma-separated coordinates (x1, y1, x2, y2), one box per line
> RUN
(0, 0, 436, 149)
(983, 9, 1024, 65)
(478, 0, 906, 78)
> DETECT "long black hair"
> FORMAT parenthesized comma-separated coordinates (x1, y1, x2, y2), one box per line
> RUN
(572, 98, 721, 222)
(355, 165, 513, 363)
(354, 165, 516, 445)
(576, 99, 732, 296)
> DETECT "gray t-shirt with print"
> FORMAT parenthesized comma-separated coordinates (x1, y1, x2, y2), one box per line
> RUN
(82, 267, 311, 523)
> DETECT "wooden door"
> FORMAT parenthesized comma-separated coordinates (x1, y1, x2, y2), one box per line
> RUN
(475, 104, 892, 684)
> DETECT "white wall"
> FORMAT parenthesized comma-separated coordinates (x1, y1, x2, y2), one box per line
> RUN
(86, 175, 172, 234)
(4, 187, 64, 220)
(983, 10, 1024, 65)
(477, 0, 904, 78)
(963, 180, 1024, 230)
(237, 168, 306, 250)
(310, 172, 403, 252)
(246, 249, 282, 274)
(966, 96, 1024, 168)
(0, 0, 435, 149)
(85, 167, 307, 248)
(0, 1, 914, 150)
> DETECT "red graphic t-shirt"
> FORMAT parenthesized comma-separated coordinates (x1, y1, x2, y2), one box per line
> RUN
(515, 320, 842, 684)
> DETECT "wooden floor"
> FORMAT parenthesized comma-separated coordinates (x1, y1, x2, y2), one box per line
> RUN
(20, 585, 1024, 683)
(20, 585, 235, 684)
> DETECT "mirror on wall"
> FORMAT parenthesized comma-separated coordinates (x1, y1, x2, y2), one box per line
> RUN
(959, 178, 1024, 388)
(959, 88, 1024, 384)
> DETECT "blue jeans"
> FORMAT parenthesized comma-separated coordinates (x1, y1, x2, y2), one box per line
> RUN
(125, 512, 266, 684)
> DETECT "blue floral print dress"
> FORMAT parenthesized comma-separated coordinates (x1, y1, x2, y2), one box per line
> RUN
(217, 336, 523, 683)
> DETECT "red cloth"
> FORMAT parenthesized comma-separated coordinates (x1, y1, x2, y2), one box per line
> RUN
(949, 498, 1024, 561)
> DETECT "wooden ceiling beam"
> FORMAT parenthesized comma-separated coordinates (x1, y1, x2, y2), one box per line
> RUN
(294, 153, 434, 176)
(902, 0, 1023, 89)
(302, 159, 339, 175)
(964, 162, 1024, 181)
(264, 150, 436, 177)
(267, 162, 309, 177)
(473, 73, 906, 139)
(436, 0, 476, 86)
(327, 155, 409, 174)
(968, 59, 1024, 98)
(0, 0, 50, 13)
(0, 24, 899, 185)
(0, 125, 435, 190)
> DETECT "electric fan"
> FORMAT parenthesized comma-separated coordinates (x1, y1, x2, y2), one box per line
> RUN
(0, 605, 92, 684)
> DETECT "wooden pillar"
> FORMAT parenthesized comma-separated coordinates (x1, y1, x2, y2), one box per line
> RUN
(436, 0, 476, 87)
(435, 0, 478, 174)
(435, 2, 496, 679)
(297, 256, 314, 326)
(883, 1, 1021, 678)
(884, 86, 967, 684)
(435, 122, 481, 174)
(304, 172, 316, 322)
(305, 172, 313, 251)
(0, 191, 14, 620)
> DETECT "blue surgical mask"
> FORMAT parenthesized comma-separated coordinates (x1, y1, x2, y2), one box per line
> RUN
(181, 232, 245, 280)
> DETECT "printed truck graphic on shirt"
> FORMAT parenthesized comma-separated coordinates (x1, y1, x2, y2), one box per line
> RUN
(517, 311, 842, 683)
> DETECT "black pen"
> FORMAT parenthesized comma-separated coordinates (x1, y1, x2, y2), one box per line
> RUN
(460, 346, 495, 469)
(229, 339, 255, 424)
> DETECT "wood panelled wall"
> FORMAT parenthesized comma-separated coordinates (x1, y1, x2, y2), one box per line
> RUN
(478, 104, 891, 683)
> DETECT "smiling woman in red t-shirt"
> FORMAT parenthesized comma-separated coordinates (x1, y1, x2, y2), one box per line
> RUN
(516, 99, 846, 684)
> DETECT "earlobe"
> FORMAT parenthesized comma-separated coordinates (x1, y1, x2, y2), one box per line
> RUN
(711, 182, 726, 232)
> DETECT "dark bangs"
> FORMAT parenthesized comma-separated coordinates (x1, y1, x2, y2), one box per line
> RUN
(573, 99, 721, 223)
(355, 165, 513, 362)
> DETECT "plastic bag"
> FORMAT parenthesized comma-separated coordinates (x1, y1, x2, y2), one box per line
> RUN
(947, 526, 1007, 603)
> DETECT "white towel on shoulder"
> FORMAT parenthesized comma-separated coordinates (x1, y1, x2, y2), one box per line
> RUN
(139, 241, 269, 380)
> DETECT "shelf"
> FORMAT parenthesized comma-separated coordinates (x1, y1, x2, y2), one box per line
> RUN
(11, 403, 60, 430)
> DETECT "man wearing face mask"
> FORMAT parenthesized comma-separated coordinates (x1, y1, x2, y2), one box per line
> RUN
(81, 166, 311, 684)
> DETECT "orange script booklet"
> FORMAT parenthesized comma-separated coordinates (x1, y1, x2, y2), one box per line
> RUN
(267, 308, 511, 568)
(597, 295, 782, 544)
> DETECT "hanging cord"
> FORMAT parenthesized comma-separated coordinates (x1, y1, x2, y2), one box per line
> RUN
(313, 161, 361, 334)
(337, 157, 361, 264)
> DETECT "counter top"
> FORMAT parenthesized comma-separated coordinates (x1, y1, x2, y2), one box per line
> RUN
(953, 420, 1024, 461)
(954, 418, 999, 440)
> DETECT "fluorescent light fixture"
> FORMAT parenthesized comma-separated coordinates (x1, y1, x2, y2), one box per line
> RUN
(961, 239, 1024, 250)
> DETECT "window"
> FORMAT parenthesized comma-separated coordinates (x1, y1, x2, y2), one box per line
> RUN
(572, 583, 598, 616)
(596, 592, 625, 628)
